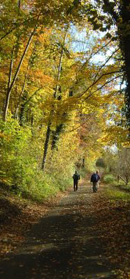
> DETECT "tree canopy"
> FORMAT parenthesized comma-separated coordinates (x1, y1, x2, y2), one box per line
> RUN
(0, 0, 130, 200)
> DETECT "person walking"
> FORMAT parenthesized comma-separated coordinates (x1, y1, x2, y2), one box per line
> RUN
(90, 170, 100, 193)
(72, 171, 80, 191)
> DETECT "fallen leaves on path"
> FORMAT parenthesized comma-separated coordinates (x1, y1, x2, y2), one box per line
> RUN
(0, 190, 68, 257)
(0, 184, 130, 279)
(77, 186, 130, 278)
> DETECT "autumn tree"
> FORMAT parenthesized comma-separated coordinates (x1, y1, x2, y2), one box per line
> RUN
(82, 0, 130, 127)
(0, 0, 129, 200)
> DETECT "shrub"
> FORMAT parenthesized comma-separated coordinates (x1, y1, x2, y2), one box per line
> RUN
(0, 116, 74, 202)
(103, 174, 115, 184)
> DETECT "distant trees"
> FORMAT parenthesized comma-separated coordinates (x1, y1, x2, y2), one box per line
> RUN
(99, 147, 130, 185)
(96, 158, 106, 169)
(116, 148, 130, 185)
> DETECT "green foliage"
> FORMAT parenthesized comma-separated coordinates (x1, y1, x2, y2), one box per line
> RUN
(20, 170, 69, 202)
(0, 115, 72, 201)
(107, 187, 130, 202)
(103, 174, 116, 184)
(79, 168, 87, 178)
(0, 115, 32, 185)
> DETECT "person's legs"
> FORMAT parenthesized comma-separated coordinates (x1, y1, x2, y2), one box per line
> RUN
(93, 182, 97, 192)
(76, 181, 78, 191)
(74, 180, 78, 191)
(74, 181, 76, 191)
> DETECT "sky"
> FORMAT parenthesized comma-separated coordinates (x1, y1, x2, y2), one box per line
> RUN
(69, 25, 115, 66)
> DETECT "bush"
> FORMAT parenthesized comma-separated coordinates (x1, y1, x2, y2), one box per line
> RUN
(107, 187, 130, 201)
(103, 174, 115, 184)
(0, 116, 74, 202)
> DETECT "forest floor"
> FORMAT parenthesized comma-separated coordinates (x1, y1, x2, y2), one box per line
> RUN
(0, 181, 130, 279)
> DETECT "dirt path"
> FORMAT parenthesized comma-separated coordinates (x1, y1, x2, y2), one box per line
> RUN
(0, 183, 128, 279)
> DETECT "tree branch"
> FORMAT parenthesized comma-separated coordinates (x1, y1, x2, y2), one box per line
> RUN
(0, 13, 41, 41)
(78, 70, 122, 98)
(24, 88, 42, 106)
(93, 47, 120, 82)
(84, 74, 123, 100)
(86, 38, 113, 64)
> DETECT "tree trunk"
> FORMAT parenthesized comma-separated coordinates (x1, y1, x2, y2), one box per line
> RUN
(18, 0, 21, 10)
(51, 124, 63, 149)
(41, 29, 68, 169)
(101, 0, 130, 127)
(82, 158, 85, 168)
(42, 123, 51, 170)
(125, 175, 129, 185)
(19, 88, 42, 125)
(15, 40, 38, 119)
(3, 47, 14, 121)
(119, 0, 130, 127)
(51, 31, 68, 149)
(54, 48, 64, 98)
(3, 28, 36, 121)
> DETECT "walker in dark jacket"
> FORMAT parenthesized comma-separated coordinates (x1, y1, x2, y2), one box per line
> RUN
(72, 171, 80, 191)
(91, 171, 100, 192)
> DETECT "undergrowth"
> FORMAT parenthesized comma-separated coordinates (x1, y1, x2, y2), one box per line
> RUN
(107, 186, 130, 202)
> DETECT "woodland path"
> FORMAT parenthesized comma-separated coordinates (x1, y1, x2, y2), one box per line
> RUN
(0, 182, 122, 279)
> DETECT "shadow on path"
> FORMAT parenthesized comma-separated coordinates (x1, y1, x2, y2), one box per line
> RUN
(0, 185, 116, 279)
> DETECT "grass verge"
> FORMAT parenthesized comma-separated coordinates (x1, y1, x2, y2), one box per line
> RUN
(106, 184, 130, 202)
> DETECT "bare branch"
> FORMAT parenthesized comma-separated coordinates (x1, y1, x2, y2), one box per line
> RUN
(86, 38, 113, 64)
(0, 27, 17, 41)
(70, 38, 115, 91)
(84, 74, 123, 100)
(93, 48, 120, 82)
(78, 70, 122, 98)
